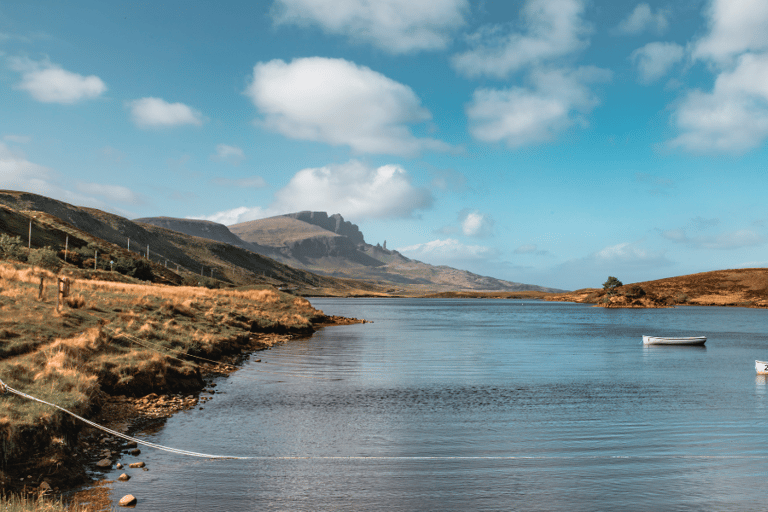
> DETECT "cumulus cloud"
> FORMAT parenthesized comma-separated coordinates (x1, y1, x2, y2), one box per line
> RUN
(271, 0, 468, 54)
(452, 0, 589, 78)
(460, 210, 493, 237)
(246, 57, 448, 156)
(670, 52, 768, 153)
(198, 159, 433, 225)
(211, 144, 245, 165)
(272, 160, 432, 219)
(192, 206, 269, 226)
(631, 42, 684, 83)
(614, 3, 670, 35)
(691, 0, 768, 65)
(661, 227, 764, 250)
(670, 0, 768, 153)
(10, 58, 106, 104)
(128, 97, 204, 128)
(466, 66, 611, 147)
(397, 238, 500, 262)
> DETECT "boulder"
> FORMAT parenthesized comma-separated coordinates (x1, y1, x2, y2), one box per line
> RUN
(119, 494, 137, 507)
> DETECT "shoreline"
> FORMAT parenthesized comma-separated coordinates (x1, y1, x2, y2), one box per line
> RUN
(0, 259, 366, 507)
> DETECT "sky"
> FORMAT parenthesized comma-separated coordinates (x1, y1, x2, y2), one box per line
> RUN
(1, 0, 767, 290)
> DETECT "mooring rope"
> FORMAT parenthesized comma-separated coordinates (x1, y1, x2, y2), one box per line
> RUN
(0, 377, 254, 460)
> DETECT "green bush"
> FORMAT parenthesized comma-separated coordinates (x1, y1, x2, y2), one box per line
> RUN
(114, 256, 153, 281)
(27, 247, 62, 271)
(0, 234, 27, 262)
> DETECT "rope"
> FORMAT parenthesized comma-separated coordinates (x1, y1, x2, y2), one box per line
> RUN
(0, 377, 254, 460)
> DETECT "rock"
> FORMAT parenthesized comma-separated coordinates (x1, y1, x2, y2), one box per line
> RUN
(126, 441, 138, 448)
(96, 458, 112, 468)
(130, 448, 141, 456)
(39, 481, 52, 492)
(128, 461, 145, 468)
(119, 494, 137, 507)
(118, 473, 130, 481)
(116, 463, 123, 469)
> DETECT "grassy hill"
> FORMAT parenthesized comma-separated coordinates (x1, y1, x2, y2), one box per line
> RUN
(0, 191, 385, 296)
(546, 268, 768, 308)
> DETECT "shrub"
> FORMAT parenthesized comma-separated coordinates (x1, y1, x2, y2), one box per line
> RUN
(27, 247, 62, 271)
(624, 284, 646, 299)
(0, 233, 27, 262)
(114, 257, 153, 281)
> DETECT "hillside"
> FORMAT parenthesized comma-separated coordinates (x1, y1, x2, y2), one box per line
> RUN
(227, 212, 561, 293)
(546, 268, 768, 308)
(0, 191, 385, 295)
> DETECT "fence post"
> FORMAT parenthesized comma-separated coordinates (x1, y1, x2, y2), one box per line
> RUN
(28, 220, 32, 251)
(64, 235, 68, 262)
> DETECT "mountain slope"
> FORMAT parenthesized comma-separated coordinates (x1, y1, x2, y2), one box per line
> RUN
(228, 211, 561, 292)
(0, 191, 383, 294)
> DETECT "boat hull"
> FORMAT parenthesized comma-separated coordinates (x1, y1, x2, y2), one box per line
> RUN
(642, 335, 707, 346)
(756, 360, 768, 375)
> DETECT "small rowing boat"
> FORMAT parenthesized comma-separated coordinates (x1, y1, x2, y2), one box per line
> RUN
(756, 360, 768, 375)
(642, 335, 707, 346)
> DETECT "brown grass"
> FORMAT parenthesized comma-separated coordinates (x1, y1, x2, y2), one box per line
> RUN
(0, 258, 332, 468)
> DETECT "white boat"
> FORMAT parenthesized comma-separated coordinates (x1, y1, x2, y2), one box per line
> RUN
(756, 360, 768, 375)
(642, 335, 706, 346)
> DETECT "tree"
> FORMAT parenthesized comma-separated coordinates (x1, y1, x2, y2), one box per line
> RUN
(603, 276, 623, 295)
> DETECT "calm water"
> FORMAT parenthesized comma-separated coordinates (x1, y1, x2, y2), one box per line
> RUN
(103, 299, 768, 511)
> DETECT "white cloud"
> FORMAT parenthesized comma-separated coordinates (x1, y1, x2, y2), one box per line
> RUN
(615, 3, 670, 35)
(272, 0, 468, 54)
(10, 58, 106, 104)
(692, 0, 768, 65)
(75, 183, 141, 204)
(669, 0, 768, 153)
(631, 42, 684, 83)
(670, 52, 768, 153)
(272, 160, 432, 219)
(246, 57, 448, 156)
(397, 238, 500, 262)
(128, 97, 204, 128)
(213, 176, 267, 188)
(0, 142, 139, 212)
(211, 144, 245, 165)
(452, 0, 589, 78)
(191, 206, 269, 226)
(198, 159, 432, 225)
(460, 210, 493, 237)
(661, 227, 764, 250)
(466, 66, 611, 147)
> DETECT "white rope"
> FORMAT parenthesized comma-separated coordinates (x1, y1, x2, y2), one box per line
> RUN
(0, 378, 254, 460)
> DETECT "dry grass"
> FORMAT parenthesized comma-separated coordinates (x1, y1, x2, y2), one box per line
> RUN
(0, 258, 330, 467)
(0, 493, 81, 512)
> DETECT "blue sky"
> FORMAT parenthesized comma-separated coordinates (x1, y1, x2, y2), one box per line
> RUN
(1, 0, 767, 290)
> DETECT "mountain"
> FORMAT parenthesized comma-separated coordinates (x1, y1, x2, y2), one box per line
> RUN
(0, 190, 382, 295)
(227, 211, 561, 292)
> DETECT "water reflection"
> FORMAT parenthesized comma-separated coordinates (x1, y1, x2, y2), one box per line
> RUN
(98, 300, 768, 511)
